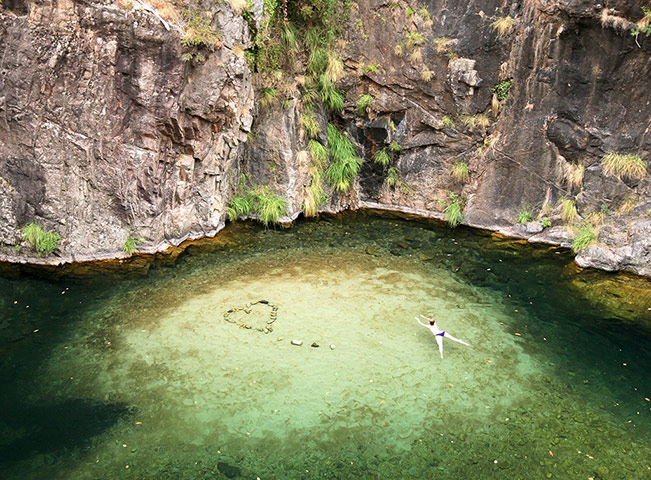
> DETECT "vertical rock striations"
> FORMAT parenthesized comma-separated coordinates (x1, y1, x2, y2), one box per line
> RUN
(0, 0, 649, 276)
(0, 0, 256, 260)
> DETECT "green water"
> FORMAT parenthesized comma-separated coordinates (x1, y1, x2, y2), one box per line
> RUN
(1, 213, 650, 479)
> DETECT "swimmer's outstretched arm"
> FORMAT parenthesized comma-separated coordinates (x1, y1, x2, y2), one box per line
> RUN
(415, 316, 428, 327)
(445, 333, 471, 347)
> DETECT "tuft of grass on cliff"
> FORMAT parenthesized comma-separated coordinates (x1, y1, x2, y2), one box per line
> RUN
(572, 222, 597, 253)
(444, 194, 464, 228)
(21, 222, 61, 257)
(246, 0, 351, 114)
(560, 197, 578, 224)
(601, 153, 647, 180)
(356, 94, 374, 116)
(491, 16, 517, 37)
(302, 149, 329, 217)
(325, 123, 363, 192)
(227, 185, 288, 226)
(451, 161, 469, 183)
(181, 9, 222, 49)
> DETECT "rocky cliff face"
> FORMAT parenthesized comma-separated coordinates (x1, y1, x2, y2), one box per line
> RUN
(1, 0, 649, 276)
(0, 0, 256, 259)
(244, 0, 651, 275)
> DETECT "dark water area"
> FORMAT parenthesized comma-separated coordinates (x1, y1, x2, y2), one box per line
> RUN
(1, 213, 650, 479)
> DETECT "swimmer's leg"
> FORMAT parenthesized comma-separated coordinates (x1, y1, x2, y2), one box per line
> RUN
(435, 334, 444, 359)
(445, 333, 471, 347)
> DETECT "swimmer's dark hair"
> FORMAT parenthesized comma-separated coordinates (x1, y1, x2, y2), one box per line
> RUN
(428, 319, 435, 326)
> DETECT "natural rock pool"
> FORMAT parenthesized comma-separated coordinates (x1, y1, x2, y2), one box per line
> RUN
(1, 213, 650, 479)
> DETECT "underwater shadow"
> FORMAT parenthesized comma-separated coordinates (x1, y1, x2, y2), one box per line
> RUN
(0, 398, 132, 463)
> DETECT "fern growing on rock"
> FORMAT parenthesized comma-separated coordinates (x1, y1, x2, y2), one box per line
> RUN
(123, 229, 145, 255)
(373, 149, 390, 167)
(386, 167, 399, 187)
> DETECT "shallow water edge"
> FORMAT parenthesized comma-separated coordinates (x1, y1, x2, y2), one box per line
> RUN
(0, 208, 648, 278)
(2, 210, 650, 328)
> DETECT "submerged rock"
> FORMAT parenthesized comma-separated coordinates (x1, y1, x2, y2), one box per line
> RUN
(595, 465, 609, 477)
(217, 461, 241, 478)
(564, 265, 651, 327)
(365, 246, 382, 256)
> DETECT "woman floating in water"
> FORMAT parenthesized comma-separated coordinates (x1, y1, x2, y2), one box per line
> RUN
(415, 315, 471, 359)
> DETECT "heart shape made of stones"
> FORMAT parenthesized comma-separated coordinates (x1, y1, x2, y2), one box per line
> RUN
(223, 300, 278, 334)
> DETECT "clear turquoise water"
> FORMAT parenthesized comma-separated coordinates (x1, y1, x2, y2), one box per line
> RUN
(1, 213, 650, 479)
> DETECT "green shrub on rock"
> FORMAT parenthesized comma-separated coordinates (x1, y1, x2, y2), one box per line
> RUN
(21, 222, 61, 257)
(123, 229, 145, 255)
(492, 79, 513, 101)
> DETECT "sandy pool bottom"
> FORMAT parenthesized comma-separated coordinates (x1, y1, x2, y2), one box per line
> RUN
(11, 248, 646, 479)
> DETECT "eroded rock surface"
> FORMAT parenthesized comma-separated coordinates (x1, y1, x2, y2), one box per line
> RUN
(1, 0, 649, 276)
(0, 0, 256, 260)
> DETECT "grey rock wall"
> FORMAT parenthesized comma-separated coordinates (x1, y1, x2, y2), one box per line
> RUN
(0, 0, 257, 260)
(0, 0, 649, 276)
(256, 0, 649, 275)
